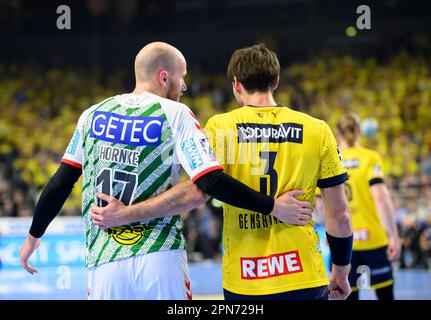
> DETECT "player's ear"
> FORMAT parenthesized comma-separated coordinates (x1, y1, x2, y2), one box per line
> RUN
(158, 70, 169, 88)
(233, 76, 241, 93)
(272, 77, 280, 91)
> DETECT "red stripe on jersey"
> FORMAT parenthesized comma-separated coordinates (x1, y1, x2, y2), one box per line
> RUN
(191, 166, 223, 183)
(189, 111, 202, 129)
(185, 280, 191, 290)
(61, 159, 82, 169)
(185, 279, 192, 300)
(188, 111, 198, 120)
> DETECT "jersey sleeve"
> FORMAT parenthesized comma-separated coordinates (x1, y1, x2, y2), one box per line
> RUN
(204, 116, 227, 170)
(368, 152, 384, 185)
(173, 106, 222, 182)
(61, 111, 87, 169)
(317, 121, 348, 188)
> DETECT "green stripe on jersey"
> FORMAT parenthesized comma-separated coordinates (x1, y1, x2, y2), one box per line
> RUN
(94, 238, 110, 266)
(80, 96, 184, 268)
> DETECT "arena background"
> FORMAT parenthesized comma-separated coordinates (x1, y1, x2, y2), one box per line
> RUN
(0, 0, 431, 300)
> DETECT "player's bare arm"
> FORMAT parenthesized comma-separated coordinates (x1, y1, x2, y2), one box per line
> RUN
(371, 183, 402, 261)
(20, 233, 41, 275)
(321, 184, 353, 300)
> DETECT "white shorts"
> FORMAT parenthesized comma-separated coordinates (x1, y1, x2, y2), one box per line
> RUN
(87, 249, 192, 300)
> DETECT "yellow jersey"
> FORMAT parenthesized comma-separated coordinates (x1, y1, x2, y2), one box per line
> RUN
(340, 146, 388, 251)
(204, 105, 347, 295)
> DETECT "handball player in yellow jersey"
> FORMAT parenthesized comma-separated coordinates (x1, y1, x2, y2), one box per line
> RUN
(202, 44, 353, 300)
(335, 113, 401, 300)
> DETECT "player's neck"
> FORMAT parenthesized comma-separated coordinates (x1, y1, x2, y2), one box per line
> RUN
(241, 91, 277, 107)
(339, 139, 360, 149)
(133, 82, 163, 97)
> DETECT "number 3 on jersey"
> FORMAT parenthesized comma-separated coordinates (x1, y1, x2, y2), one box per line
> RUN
(259, 151, 278, 197)
(95, 168, 138, 206)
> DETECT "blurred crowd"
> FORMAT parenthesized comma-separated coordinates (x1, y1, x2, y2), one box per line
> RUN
(0, 52, 430, 268)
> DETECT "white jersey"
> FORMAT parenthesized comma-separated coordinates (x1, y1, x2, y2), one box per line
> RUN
(62, 91, 222, 268)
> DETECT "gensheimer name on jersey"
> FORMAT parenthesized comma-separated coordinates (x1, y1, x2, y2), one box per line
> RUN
(204, 105, 348, 295)
(62, 92, 221, 268)
(341, 146, 388, 251)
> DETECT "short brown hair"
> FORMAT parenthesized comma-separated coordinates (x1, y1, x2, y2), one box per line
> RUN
(227, 43, 280, 93)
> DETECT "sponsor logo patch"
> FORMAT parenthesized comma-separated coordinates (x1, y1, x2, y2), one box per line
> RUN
(181, 139, 204, 170)
(343, 158, 360, 169)
(106, 224, 147, 245)
(373, 165, 382, 176)
(370, 266, 392, 276)
(199, 138, 216, 161)
(236, 123, 303, 143)
(241, 250, 303, 280)
(353, 229, 369, 242)
(90, 111, 164, 146)
(66, 128, 80, 155)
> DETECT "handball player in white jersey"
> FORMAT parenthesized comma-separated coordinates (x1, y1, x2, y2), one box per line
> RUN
(19, 42, 313, 300)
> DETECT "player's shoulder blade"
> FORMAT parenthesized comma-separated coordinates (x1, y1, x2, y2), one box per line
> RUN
(284, 108, 331, 142)
(80, 96, 115, 118)
(283, 107, 325, 127)
(207, 111, 232, 125)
